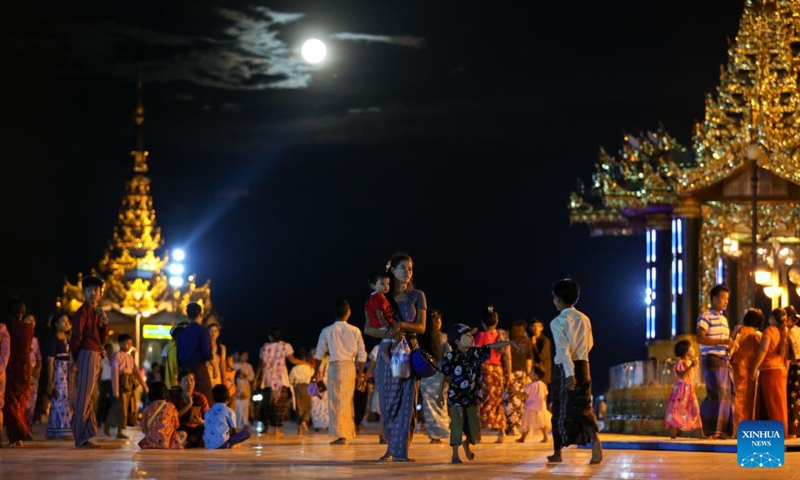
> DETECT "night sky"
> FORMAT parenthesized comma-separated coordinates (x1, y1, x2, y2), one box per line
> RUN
(1, 1, 746, 394)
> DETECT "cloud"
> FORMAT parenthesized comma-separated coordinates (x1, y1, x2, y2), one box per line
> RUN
(348, 107, 382, 114)
(26, 9, 315, 90)
(15, 8, 424, 91)
(329, 32, 424, 48)
(251, 7, 305, 25)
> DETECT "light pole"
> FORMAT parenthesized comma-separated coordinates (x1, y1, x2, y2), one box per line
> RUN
(135, 313, 141, 366)
(746, 144, 762, 307)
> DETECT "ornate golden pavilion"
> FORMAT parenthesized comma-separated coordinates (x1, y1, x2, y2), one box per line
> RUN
(570, 0, 800, 346)
(58, 83, 212, 361)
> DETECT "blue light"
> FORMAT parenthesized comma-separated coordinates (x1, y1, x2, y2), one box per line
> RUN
(671, 301, 677, 338)
(650, 306, 656, 339)
(651, 230, 657, 263)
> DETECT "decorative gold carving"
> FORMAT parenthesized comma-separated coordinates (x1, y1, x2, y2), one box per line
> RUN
(682, 0, 800, 192)
(568, 128, 690, 230)
(673, 197, 702, 218)
(699, 201, 800, 308)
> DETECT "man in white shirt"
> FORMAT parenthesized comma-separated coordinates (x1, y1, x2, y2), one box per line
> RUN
(547, 278, 602, 465)
(312, 300, 367, 445)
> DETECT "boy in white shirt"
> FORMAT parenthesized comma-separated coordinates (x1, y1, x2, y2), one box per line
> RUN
(203, 385, 251, 449)
(289, 348, 314, 434)
(547, 278, 602, 465)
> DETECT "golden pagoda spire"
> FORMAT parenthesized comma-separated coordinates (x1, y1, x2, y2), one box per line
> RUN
(133, 79, 148, 174)
(98, 82, 167, 312)
(58, 81, 214, 321)
(682, 0, 800, 192)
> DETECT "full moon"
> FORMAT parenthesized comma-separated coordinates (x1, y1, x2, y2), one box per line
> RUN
(301, 39, 327, 64)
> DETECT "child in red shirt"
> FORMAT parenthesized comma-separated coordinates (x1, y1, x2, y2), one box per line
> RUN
(365, 270, 394, 331)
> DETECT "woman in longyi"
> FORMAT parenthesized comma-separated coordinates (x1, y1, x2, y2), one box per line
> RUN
(729, 308, 764, 435)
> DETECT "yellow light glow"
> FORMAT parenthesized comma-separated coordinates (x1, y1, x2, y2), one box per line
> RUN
(764, 285, 783, 299)
(755, 269, 773, 286)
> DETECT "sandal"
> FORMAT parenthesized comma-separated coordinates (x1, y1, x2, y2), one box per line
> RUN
(379, 454, 393, 462)
(393, 457, 416, 462)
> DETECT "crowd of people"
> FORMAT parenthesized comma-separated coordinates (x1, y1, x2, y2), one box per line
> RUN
(665, 284, 800, 440)
(0, 252, 605, 465)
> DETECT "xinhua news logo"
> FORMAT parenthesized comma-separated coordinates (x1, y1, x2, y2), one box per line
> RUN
(737, 420, 784, 468)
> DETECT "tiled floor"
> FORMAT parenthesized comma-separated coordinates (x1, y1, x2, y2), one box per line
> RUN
(2, 422, 800, 479)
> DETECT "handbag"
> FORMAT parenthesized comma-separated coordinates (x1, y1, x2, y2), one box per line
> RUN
(385, 293, 434, 378)
(316, 380, 327, 393)
(410, 348, 439, 378)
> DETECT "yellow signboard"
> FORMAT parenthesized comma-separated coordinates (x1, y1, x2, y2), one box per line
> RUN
(142, 324, 172, 340)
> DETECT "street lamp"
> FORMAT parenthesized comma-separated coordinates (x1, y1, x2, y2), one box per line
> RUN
(754, 239, 800, 308)
(746, 143, 766, 306)
(172, 249, 186, 262)
(168, 248, 187, 322)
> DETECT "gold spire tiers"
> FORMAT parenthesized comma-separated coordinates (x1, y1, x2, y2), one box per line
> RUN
(569, 0, 800, 341)
(58, 83, 212, 362)
(684, 0, 800, 191)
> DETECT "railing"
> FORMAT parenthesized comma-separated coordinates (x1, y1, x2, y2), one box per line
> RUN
(608, 358, 704, 390)
(604, 358, 707, 435)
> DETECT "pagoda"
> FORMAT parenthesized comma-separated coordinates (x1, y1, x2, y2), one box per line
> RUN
(571, 0, 800, 343)
(58, 82, 213, 364)
(569, 0, 800, 432)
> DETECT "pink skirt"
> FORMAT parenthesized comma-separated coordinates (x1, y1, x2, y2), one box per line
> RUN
(521, 405, 551, 431)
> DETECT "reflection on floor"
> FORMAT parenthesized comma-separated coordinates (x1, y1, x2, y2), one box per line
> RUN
(0, 421, 795, 479)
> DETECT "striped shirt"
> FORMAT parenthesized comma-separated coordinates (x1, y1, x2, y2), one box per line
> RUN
(697, 308, 729, 357)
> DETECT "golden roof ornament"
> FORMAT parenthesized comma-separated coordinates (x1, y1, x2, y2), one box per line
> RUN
(682, 0, 800, 191)
(570, 0, 800, 235)
(568, 127, 691, 234)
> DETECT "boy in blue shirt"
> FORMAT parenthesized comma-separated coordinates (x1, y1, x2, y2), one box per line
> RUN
(203, 385, 251, 449)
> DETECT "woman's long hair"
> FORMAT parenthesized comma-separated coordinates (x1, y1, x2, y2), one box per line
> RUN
(419, 310, 443, 361)
(387, 252, 414, 297)
(770, 308, 788, 359)
(48, 311, 68, 331)
(208, 323, 223, 355)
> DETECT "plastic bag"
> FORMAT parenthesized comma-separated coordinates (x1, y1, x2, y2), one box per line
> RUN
(391, 340, 412, 379)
